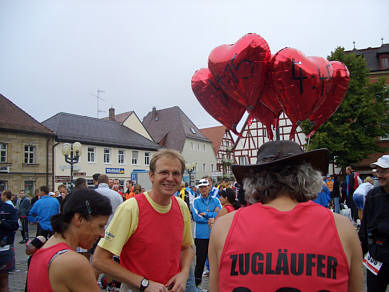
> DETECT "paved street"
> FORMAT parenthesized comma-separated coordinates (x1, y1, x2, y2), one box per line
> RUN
(9, 224, 36, 292)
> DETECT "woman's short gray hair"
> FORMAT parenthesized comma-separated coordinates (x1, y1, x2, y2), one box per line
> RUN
(243, 163, 323, 204)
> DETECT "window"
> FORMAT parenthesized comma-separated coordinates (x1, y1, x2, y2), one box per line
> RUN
(87, 147, 96, 163)
(104, 148, 111, 164)
(191, 142, 194, 150)
(118, 150, 125, 164)
(197, 144, 200, 151)
(0, 143, 6, 163)
(0, 180, 7, 192)
(24, 181, 34, 196)
(144, 152, 150, 165)
(24, 145, 36, 164)
(202, 163, 206, 172)
(203, 144, 206, 152)
(132, 151, 138, 165)
(381, 57, 389, 69)
(211, 164, 214, 172)
(239, 156, 249, 165)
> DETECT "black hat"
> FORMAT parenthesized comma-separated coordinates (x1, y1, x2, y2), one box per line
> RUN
(232, 140, 329, 184)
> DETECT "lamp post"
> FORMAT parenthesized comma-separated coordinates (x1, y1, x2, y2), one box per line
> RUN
(61, 142, 82, 191)
(185, 163, 196, 186)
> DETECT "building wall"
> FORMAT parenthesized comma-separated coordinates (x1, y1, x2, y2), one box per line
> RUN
(54, 142, 157, 189)
(234, 114, 306, 166)
(122, 114, 153, 141)
(0, 131, 54, 195)
(215, 130, 235, 178)
(369, 71, 389, 84)
(181, 138, 217, 182)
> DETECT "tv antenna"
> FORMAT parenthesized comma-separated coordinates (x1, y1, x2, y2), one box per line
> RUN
(90, 90, 105, 118)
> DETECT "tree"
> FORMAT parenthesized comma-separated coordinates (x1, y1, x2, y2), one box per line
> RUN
(301, 47, 389, 168)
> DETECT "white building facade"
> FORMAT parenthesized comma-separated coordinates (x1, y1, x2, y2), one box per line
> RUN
(43, 112, 160, 190)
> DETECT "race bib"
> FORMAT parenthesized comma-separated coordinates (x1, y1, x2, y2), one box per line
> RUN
(363, 252, 383, 275)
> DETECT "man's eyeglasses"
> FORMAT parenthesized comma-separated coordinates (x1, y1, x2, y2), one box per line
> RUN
(375, 168, 389, 175)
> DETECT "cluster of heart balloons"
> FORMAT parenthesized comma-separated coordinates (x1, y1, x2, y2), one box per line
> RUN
(191, 33, 350, 140)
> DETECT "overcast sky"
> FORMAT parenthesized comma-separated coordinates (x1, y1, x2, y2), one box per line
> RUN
(1, 0, 388, 130)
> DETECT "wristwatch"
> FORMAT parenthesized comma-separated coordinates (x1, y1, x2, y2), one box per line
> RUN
(140, 278, 149, 291)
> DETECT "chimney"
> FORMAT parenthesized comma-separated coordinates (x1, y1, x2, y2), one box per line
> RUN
(152, 106, 158, 121)
(109, 107, 115, 121)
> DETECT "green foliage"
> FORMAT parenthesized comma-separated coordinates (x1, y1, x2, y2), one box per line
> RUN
(304, 47, 389, 168)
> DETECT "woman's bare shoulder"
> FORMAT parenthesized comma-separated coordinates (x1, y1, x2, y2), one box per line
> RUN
(212, 210, 237, 246)
(333, 213, 356, 237)
(50, 250, 91, 275)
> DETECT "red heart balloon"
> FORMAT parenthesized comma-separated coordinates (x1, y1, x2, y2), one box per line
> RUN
(251, 100, 278, 140)
(191, 68, 245, 135)
(271, 48, 334, 139)
(307, 61, 350, 138)
(259, 58, 283, 124)
(208, 33, 271, 111)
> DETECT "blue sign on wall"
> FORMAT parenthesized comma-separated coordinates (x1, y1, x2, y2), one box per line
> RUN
(105, 168, 125, 174)
(131, 173, 137, 181)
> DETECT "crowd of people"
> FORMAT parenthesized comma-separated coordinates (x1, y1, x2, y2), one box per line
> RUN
(0, 174, 148, 292)
(0, 145, 388, 291)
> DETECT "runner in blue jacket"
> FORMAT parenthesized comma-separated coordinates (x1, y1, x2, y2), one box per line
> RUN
(192, 178, 221, 286)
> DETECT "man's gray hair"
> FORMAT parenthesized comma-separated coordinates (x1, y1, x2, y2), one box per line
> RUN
(243, 163, 323, 204)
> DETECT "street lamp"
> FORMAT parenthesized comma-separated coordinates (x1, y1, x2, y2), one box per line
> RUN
(62, 142, 82, 190)
(185, 163, 196, 186)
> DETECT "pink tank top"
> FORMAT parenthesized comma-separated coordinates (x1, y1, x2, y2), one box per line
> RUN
(224, 205, 235, 213)
(27, 242, 72, 292)
(120, 194, 184, 284)
(219, 201, 349, 292)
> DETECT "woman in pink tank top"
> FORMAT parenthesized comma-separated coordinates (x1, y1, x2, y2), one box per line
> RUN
(216, 188, 241, 219)
(27, 189, 112, 292)
(209, 141, 363, 292)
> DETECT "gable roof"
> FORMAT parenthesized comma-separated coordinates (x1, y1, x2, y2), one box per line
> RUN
(42, 112, 160, 150)
(0, 94, 54, 136)
(346, 43, 389, 72)
(200, 126, 227, 155)
(142, 106, 209, 152)
(103, 111, 133, 123)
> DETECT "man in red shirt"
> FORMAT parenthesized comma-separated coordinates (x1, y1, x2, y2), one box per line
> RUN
(93, 149, 194, 292)
(113, 179, 124, 201)
(209, 140, 363, 292)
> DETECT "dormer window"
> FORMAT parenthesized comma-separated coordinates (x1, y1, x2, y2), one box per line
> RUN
(381, 57, 389, 70)
(190, 127, 196, 134)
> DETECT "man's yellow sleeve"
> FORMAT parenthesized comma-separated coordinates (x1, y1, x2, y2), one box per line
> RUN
(98, 198, 139, 256)
(176, 198, 194, 247)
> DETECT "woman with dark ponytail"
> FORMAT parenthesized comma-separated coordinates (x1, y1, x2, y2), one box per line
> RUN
(216, 188, 240, 219)
(27, 189, 112, 292)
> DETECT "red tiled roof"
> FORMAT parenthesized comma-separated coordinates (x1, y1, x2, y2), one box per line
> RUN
(200, 126, 226, 155)
(103, 111, 133, 123)
(0, 94, 54, 135)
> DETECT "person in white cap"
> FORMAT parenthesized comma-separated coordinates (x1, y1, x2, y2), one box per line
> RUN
(192, 178, 221, 287)
(359, 154, 389, 291)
